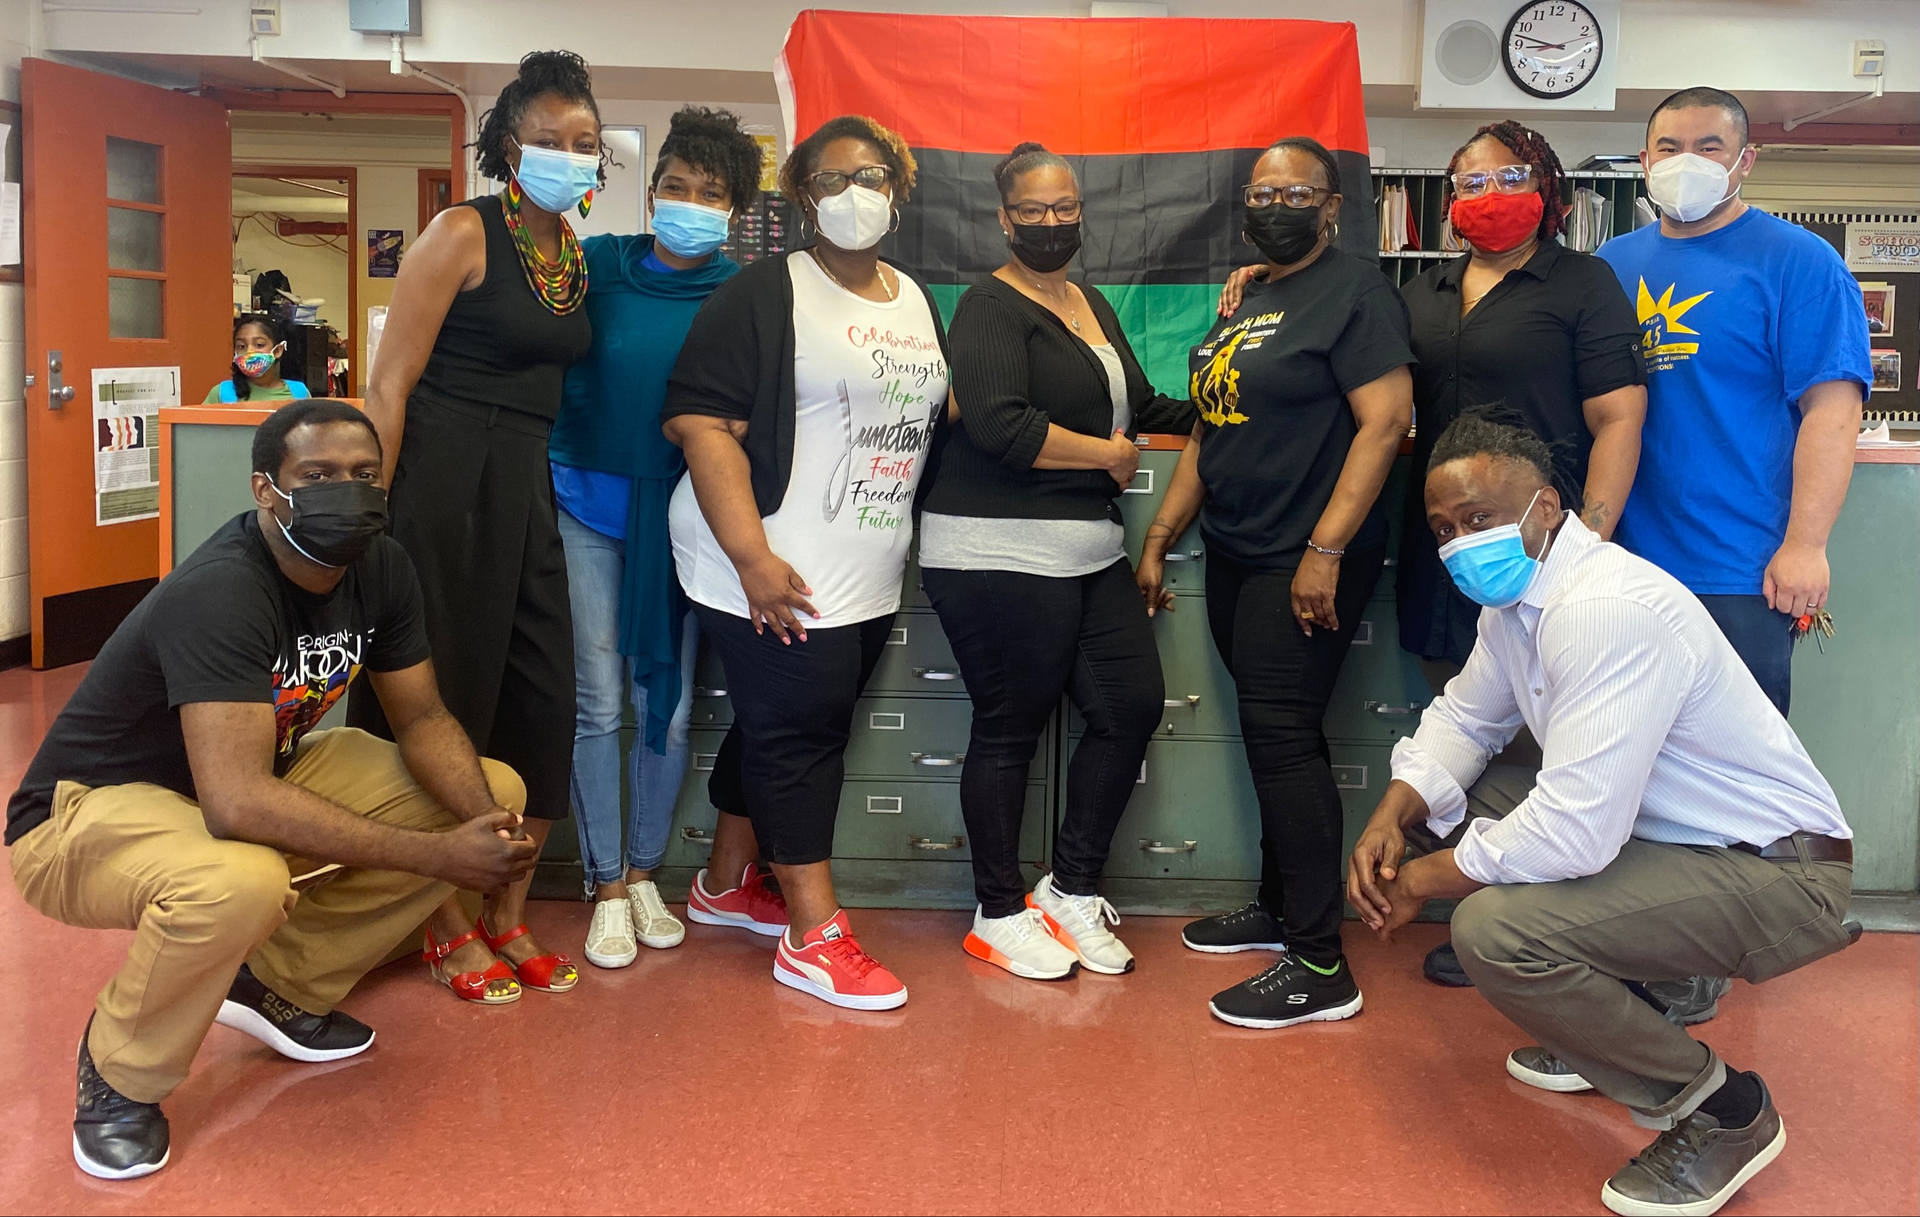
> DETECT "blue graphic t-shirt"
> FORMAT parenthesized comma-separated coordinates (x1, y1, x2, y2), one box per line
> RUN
(1599, 210, 1869, 595)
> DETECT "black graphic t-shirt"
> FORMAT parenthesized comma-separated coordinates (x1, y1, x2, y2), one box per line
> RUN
(4, 512, 431, 844)
(1188, 248, 1413, 568)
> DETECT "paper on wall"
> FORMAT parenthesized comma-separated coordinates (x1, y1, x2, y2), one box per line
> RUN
(1845, 222, 1920, 271)
(92, 366, 178, 526)
(0, 122, 16, 266)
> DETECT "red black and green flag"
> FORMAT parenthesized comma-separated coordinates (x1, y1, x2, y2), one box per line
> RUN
(777, 10, 1376, 391)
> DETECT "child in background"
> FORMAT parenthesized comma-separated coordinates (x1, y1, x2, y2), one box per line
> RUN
(207, 314, 312, 403)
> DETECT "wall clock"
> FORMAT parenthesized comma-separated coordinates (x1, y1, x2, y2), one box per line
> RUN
(1503, 1, 1604, 98)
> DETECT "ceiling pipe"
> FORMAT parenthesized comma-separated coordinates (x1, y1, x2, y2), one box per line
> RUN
(249, 34, 345, 99)
(391, 33, 478, 200)
(1783, 77, 1886, 132)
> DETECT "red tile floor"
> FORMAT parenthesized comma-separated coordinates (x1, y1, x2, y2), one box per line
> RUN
(0, 663, 1914, 1216)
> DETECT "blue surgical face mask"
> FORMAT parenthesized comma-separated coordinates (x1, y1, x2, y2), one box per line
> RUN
(512, 139, 599, 215)
(651, 198, 731, 259)
(1438, 489, 1547, 609)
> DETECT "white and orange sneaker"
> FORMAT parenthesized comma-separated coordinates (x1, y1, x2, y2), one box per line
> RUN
(774, 911, 908, 1010)
(685, 864, 789, 938)
(1029, 873, 1135, 975)
(963, 906, 1079, 981)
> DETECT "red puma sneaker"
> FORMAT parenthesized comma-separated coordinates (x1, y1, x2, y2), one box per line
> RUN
(773, 911, 908, 1010)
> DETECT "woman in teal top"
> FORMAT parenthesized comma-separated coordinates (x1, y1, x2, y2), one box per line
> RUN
(550, 106, 765, 967)
(206, 314, 311, 403)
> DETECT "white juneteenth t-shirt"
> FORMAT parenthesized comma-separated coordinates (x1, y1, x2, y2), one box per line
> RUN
(670, 252, 950, 628)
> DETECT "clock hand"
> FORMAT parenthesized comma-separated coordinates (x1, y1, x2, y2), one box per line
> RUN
(1514, 37, 1570, 50)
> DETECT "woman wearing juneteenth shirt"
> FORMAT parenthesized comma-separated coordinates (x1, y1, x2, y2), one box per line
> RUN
(663, 115, 950, 1011)
(548, 107, 767, 970)
(1139, 136, 1415, 1030)
(920, 143, 1196, 983)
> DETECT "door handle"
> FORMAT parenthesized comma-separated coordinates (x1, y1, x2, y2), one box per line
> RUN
(912, 667, 961, 681)
(1139, 839, 1197, 854)
(1163, 695, 1200, 709)
(1365, 701, 1425, 717)
(909, 751, 965, 767)
(46, 350, 72, 409)
(910, 835, 965, 850)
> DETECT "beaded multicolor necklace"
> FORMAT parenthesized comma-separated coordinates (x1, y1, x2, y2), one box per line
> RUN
(500, 177, 588, 316)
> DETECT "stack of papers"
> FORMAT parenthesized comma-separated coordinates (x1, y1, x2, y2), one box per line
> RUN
(1565, 186, 1615, 253)
(1377, 185, 1420, 253)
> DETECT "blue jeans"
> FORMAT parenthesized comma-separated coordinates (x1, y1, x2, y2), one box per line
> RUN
(559, 508, 697, 886)
(1697, 594, 1793, 717)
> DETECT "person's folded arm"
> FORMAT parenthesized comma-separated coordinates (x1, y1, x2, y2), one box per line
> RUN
(1450, 597, 1692, 886)
(1390, 634, 1527, 839)
(369, 659, 507, 824)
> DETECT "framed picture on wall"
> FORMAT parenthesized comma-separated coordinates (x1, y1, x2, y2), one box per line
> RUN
(1862, 282, 1895, 336)
(1870, 349, 1902, 393)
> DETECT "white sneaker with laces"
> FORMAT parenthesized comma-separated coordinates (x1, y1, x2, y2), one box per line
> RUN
(628, 880, 686, 950)
(963, 906, 1080, 980)
(583, 897, 638, 969)
(1029, 873, 1135, 975)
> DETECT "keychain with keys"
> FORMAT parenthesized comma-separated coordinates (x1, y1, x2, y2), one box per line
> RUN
(1791, 606, 1835, 652)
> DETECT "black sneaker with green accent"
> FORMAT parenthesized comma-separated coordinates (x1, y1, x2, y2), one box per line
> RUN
(1181, 900, 1287, 954)
(1208, 953, 1363, 1029)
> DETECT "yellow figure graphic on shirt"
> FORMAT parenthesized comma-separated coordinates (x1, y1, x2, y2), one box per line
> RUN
(1192, 329, 1251, 426)
(1635, 277, 1712, 372)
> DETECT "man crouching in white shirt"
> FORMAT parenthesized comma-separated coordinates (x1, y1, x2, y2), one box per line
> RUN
(1347, 410, 1855, 1217)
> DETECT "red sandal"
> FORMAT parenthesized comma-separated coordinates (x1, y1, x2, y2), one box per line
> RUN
(479, 917, 578, 993)
(424, 925, 521, 1005)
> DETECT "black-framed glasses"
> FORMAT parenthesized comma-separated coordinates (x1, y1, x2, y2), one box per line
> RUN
(1450, 164, 1535, 199)
(1006, 198, 1083, 224)
(806, 165, 891, 197)
(1243, 184, 1328, 210)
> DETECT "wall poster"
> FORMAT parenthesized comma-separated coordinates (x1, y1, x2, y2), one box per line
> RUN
(91, 365, 177, 526)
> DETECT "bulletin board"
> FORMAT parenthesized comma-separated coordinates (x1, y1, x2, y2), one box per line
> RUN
(1798, 218, 1920, 420)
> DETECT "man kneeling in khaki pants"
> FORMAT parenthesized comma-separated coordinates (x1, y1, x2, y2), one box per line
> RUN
(5, 400, 535, 1180)
(1349, 411, 1854, 1217)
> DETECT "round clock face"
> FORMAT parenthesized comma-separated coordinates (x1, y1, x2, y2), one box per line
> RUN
(1503, 1, 1604, 99)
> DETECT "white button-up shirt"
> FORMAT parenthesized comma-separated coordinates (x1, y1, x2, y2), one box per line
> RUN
(1391, 514, 1849, 886)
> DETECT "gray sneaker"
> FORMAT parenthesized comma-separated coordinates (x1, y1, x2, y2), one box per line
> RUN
(1644, 975, 1732, 1026)
(1506, 1045, 1593, 1092)
(1600, 1079, 1785, 1217)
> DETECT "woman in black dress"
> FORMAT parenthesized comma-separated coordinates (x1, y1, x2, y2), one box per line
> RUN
(353, 51, 598, 1002)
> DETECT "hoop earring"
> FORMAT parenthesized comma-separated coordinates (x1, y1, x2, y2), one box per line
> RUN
(798, 215, 813, 242)
(889, 209, 901, 234)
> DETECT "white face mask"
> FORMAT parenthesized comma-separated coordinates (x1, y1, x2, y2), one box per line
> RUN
(814, 184, 892, 251)
(1646, 152, 1738, 224)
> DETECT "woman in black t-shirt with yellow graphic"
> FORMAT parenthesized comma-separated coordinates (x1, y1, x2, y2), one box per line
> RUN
(1137, 137, 1413, 1031)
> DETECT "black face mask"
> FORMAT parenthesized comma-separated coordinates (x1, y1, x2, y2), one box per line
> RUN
(1007, 219, 1082, 274)
(269, 478, 388, 568)
(1243, 203, 1324, 266)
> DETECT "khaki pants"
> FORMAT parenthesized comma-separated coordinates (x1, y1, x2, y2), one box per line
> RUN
(9, 728, 525, 1104)
(1415, 764, 1854, 1128)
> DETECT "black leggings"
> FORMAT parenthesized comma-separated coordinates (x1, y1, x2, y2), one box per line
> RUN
(1206, 548, 1383, 967)
(924, 560, 1163, 918)
(699, 606, 892, 866)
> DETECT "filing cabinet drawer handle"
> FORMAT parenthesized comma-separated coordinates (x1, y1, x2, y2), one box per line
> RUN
(1162, 550, 1203, 563)
(693, 686, 727, 698)
(1364, 701, 1425, 718)
(1163, 695, 1201, 709)
(913, 667, 962, 681)
(693, 753, 718, 771)
(1122, 468, 1155, 495)
(910, 835, 966, 851)
(680, 827, 716, 845)
(909, 751, 966, 767)
(1139, 839, 1198, 854)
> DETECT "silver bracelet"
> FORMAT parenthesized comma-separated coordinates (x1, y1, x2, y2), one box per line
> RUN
(1306, 540, 1346, 557)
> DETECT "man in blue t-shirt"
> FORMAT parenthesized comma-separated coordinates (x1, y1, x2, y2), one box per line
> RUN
(1600, 87, 1868, 716)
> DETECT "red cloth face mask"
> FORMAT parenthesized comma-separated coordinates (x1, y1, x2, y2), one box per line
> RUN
(1450, 191, 1544, 253)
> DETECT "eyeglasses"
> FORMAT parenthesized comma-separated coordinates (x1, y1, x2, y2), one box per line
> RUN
(1242, 184, 1329, 210)
(806, 165, 891, 197)
(1449, 164, 1535, 199)
(1006, 199, 1083, 224)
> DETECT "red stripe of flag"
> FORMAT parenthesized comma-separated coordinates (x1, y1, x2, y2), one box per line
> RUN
(778, 12, 1369, 157)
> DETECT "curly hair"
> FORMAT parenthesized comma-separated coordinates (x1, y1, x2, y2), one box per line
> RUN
(779, 114, 917, 203)
(474, 50, 602, 186)
(1445, 120, 1567, 242)
(993, 142, 1074, 202)
(653, 105, 764, 209)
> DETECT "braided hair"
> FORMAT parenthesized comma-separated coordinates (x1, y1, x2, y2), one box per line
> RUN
(993, 142, 1075, 201)
(474, 50, 603, 186)
(780, 115, 917, 204)
(1445, 120, 1567, 242)
(653, 106, 765, 209)
(230, 313, 284, 403)
(1429, 403, 1581, 509)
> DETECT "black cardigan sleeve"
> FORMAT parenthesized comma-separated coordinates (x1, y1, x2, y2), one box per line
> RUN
(946, 287, 1054, 472)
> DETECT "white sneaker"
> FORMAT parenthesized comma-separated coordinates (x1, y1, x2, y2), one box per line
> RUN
(1029, 873, 1135, 975)
(628, 880, 686, 950)
(583, 897, 638, 969)
(963, 906, 1080, 980)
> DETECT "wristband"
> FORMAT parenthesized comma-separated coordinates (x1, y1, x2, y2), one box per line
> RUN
(1306, 540, 1345, 557)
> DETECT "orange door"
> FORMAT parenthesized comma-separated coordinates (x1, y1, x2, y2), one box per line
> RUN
(23, 59, 232, 667)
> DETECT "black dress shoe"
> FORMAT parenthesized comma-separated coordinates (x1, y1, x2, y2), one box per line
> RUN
(214, 964, 375, 1063)
(1423, 940, 1474, 987)
(1601, 1076, 1785, 1216)
(74, 1019, 169, 1180)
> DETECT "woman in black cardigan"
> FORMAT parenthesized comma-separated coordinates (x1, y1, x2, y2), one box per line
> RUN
(920, 144, 1195, 983)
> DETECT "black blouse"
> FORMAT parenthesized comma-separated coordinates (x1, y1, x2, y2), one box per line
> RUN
(1397, 240, 1645, 663)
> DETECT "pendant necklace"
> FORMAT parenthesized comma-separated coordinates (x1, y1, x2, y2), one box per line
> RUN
(811, 249, 896, 301)
(1023, 268, 1081, 332)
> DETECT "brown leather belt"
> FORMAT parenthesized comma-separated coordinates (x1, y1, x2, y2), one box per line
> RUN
(1733, 832, 1853, 865)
